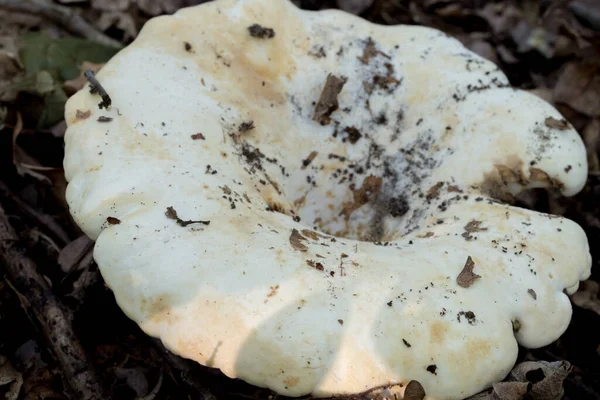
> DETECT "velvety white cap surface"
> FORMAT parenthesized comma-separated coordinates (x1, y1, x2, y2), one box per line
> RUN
(63, 0, 592, 398)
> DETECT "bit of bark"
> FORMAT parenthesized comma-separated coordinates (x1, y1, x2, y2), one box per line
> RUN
(0, 203, 105, 400)
(247, 24, 275, 39)
(301, 151, 318, 169)
(313, 74, 347, 125)
(457, 256, 481, 288)
(0, 0, 122, 48)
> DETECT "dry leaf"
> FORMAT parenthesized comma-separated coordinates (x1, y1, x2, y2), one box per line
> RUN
(476, 4, 522, 37)
(510, 360, 572, 400)
(289, 229, 308, 252)
(554, 62, 600, 117)
(404, 380, 426, 400)
(313, 74, 347, 125)
(0, 355, 23, 400)
(96, 11, 138, 42)
(467, 360, 572, 400)
(457, 256, 481, 288)
(467, 39, 499, 65)
(582, 118, 600, 173)
(570, 280, 600, 315)
(569, 1, 600, 31)
(544, 117, 570, 130)
(336, 0, 374, 15)
(58, 235, 94, 273)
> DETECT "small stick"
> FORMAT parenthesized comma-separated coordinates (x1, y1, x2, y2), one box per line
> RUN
(0, 204, 106, 400)
(84, 70, 112, 110)
(0, 0, 122, 48)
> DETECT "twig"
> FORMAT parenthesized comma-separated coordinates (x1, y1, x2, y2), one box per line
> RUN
(0, 180, 71, 246)
(0, 203, 106, 400)
(85, 70, 112, 110)
(0, 0, 122, 48)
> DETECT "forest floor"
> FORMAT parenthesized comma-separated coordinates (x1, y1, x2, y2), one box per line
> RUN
(0, 0, 598, 399)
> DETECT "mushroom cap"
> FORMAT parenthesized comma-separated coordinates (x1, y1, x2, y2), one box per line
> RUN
(63, 0, 592, 398)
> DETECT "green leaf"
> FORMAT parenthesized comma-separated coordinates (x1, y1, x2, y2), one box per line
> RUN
(18, 32, 120, 81)
(11, 71, 69, 128)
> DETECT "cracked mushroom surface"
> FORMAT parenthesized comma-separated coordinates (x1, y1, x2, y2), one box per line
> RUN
(63, 0, 592, 399)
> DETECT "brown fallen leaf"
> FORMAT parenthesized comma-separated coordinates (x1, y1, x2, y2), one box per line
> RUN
(289, 229, 308, 252)
(404, 380, 426, 400)
(582, 118, 600, 173)
(313, 74, 347, 125)
(511, 360, 572, 400)
(467, 360, 572, 400)
(545, 116, 570, 130)
(462, 220, 487, 241)
(554, 62, 600, 117)
(0, 355, 23, 400)
(96, 11, 138, 42)
(476, 3, 523, 37)
(570, 280, 600, 315)
(58, 235, 94, 273)
(457, 256, 481, 288)
(339, 175, 383, 218)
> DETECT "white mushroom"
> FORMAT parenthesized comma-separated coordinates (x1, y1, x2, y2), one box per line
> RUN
(63, 0, 592, 399)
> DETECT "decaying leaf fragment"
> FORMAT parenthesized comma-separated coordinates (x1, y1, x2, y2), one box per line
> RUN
(457, 256, 481, 288)
(290, 228, 308, 252)
(467, 360, 572, 400)
(404, 380, 426, 400)
(313, 74, 347, 125)
(165, 206, 210, 227)
(570, 279, 600, 315)
(0, 355, 23, 400)
(544, 117, 570, 130)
